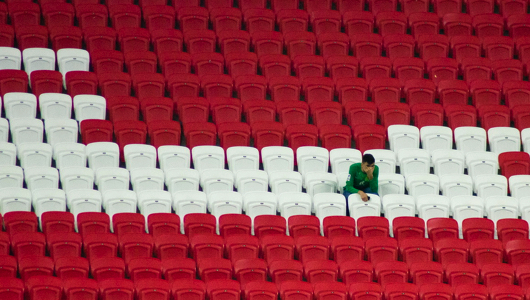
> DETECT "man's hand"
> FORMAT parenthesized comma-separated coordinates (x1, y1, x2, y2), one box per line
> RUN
(366, 166, 374, 180)
(358, 190, 369, 202)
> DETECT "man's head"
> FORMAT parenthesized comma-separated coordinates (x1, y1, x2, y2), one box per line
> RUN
(361, 154, 375, 173)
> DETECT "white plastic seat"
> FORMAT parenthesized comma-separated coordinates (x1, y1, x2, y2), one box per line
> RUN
(364, 149, 396, 174)
(207, 190, 243, 219)
(60, 167, 95, 192)
(3, 92, 37, 119)
(164, 168, 200, 194)
(329, 148, 362, 175)
(95, 167, 130, 192)
(158, 145, 191, 171)
(235, 170, 269, 195)
(304, 172, 338, 197)
(378, 173, 405, 200)
(73, 95, 106, 122)
(278, 192, 312, 219)
(474, 174, 508, 198)
(0, 47, 21, 70)
(420, 126, 453, 154)
(53, 143, 86, 170)
(130, 168, 165, 192)
(0, 165, 23, 189)
(191, 145, 225, 173)
(431, 149, 465, 176)
(519, 196, 530, 223)
(17, 143, 52, 168)
(440, 174, 473, 199)
(269, 171, 303, 195)
(522, 128, 530, 153)
(261, 146, 294, 174)
(0, 118, 8, 142)
(57, 48, 90, 77)
(243, 191, 277, 220)
(450, 195, 485, 229)
(488, 127, 522, 154)
(348, 193, 381, 219)
(509, 175, 530, 200)
(199, 169, 234, 195)
(465, 151, 499, 179)
(227, 146, 260, 174)
(382, 194, 416, 233)
(32, 188, 66, 219)
(24, 167, 59, 190)
(485, 196, 519, 224)
(44, 119, 78, 146)
(10, 118, 43, 145)
(66, 189, 102, 217)
(0, 142, 16, 166)
(416, 194, 451, 221)
(39, 93, 73, 120)
(22, 48, 56, 75)
(172, 191, 207, 229)
(313, 193, 347, 222)
(124, 144, 157, 171)
(137, 190, 172, 220)
(0, 188, 32, 214)
(86, 142, 120, 171)
(102, 190, 137, 219)
(406, 174, 440, 199)
(397, 148, 431, 177)
(388, 125, 420, 154)
(297, 146, 329, 181)
(454, 126, 487, 155)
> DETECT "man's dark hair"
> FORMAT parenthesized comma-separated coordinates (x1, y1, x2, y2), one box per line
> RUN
(362, 153, 375, 165)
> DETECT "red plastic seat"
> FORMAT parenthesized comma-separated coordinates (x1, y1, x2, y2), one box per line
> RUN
(126, 258, 162, 281)
(210, 8, 242, 33)
(480, 263, 514, 287)
(269, 260, 303, 287)
(418, 35, 450, 62)
(384, 283, 419, 300)
(251, 31, 283, 57)
(225, 52, 257, 79)
(63, 278, 99, 300)
(3, 212, 37, 237)
(438, 80, 469, 107)
(331, 236, 364, 264)
(244, 9, 275, 34)
(218, 214, 251, 237)
(151, 29, 183, 56)
(410, 261, 444, 285)
(319, 124, 352, 151)
(206, 279, 241, 300)
(506, 239, 530, 267)
(171, 279, 206, 300)
(375, 261, 409, 286)
(242, 100, 276, 124)
(310, 101, 342, 126)
(443, 13, 473, 37)
(461, 57, 492, 84)
(357, 217, 390, 240)
(154, 234, 189, 260)
(183, 122, 217, 148)
(483, 36, 515, 62)
(340, 260, 373, 286)
(337, 77, 369, 105)
(119, 233, 154, 264)
(161, 258, 195, 282)
(285, 124, 318, 151)
(289, 215, 321, 239)
(90, 257, 125, 281)
(167, 74, 200, 101)
(369, 78, 401, 105)
(47, 232, 82, 260)
(50, 26, 82, 51)
(434, 238, 469, 267)
(29, 70, 62, 97)
(326, 56, 359, 82)
(368, 0, 398, 15)
(489, 285, 524, 300)
(515, 264, 530, 290)
(293, 55, 325, 80)
(511, 104, 530, 130)
(140, 97, 173, 123)
(409, 12, 439, 38)
(114, 120, 147, 151)
(376, 12, 407, 36)
(451, 35, 481, 64)
(191, 233, 224, 260)
(26, 275, 62, 300)
(276, 100, 309, 127)
(254, 215, 287, 238)
(446, 263, 480, 286)
(470, 79, 502, 108)
(217, 122, 251, 149)
(277, 9, 309, 33)
(225, 234, 259, 263)
(383, 34, 415, 60)
(516, 37, 530, 63)
(454, 284, 488, 300)
(42, 2, 74, 28)
(0, 233, 8, 256)
(271, 0, 299, 11)
(65, 71, 97, 97)
(317, 33, 349, 59)
(108, 4, 141, 30)
(497, 218, 529, 244)
(251, 121, 285, 151)
(310, 10, 341, 35)
(124, 51, 157, 76)
(18, 256, 54, 280)
(259, 54, 291, 79)
(503, 81, 530, 109)
(76, 4, 108, 29)
(365, 237, 398, 266)
(15, 25, 48, 50)
(295, 235, 330, 263)
(393, 217, 425, 241)
(209, 97, 242, 124)
(77, 212, 110, 238)
(0, 24, 14, 47)
(0, 69, 28, 95)
(98, 72, 131, 97)
(508, 14, 530, 40)
(99, 278, 134, 300)
(83, 233, 118, 261)
(260, 234, 294, 263)
(8, 2, 40, 28)
(411, 103, 444, 128)
(147, 120, 181, 148)
(343, 11, 374, 36)
(159, 52, 191, 78)
(131, 73, 165, 99)
(493, 59, 524, 84)
(351, 33, 383, 59)
(280, 281, 313, 300)
(201, 74, 233, 98)
(444, 104, 477, 129)
(418, 283, 453, 300)
(399, 238, 433, 266)
(427, 218, 459, 243)
(0, 277, 23, 300)
(90, 50, 124, 74)
(361, 56, 392, 82)
(84, 27, 117, 53)
(392, 58, 424, 86)
(217, 30, 250, 55)
(378, 102, 411, 129)
(353, 124, 387, 153)
(499, 151, 530, 179)
(118, 28, 151, 52)
(0, 255, 17, 277)
(11, 232, 45, 258)
(178, 7, 209, 32)
(349, 282, 382, 300)
(135, 278, 170, 300)
(80, 120, 113, 144)
(304, 260, 339, 284)
(143, 5, 175, 31)
(269, 76, 301, 103)
(478, 104, 510, 130)
(234, 258, 267, 288)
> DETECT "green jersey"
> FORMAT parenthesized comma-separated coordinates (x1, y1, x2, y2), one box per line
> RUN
(344, 163, 379, 194)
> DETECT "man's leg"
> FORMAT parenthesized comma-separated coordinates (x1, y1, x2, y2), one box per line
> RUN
(363, 187, 379, 196)
(343, 191, 352, 216)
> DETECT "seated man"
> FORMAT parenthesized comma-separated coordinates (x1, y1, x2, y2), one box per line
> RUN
(343, 153, 379, 202)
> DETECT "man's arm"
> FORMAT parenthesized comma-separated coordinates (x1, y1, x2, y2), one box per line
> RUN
(369, 165, 379, 194)
(344, 164, 360, 194)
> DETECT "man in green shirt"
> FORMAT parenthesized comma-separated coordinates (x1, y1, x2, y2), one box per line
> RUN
(343, 154, 379, 202)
